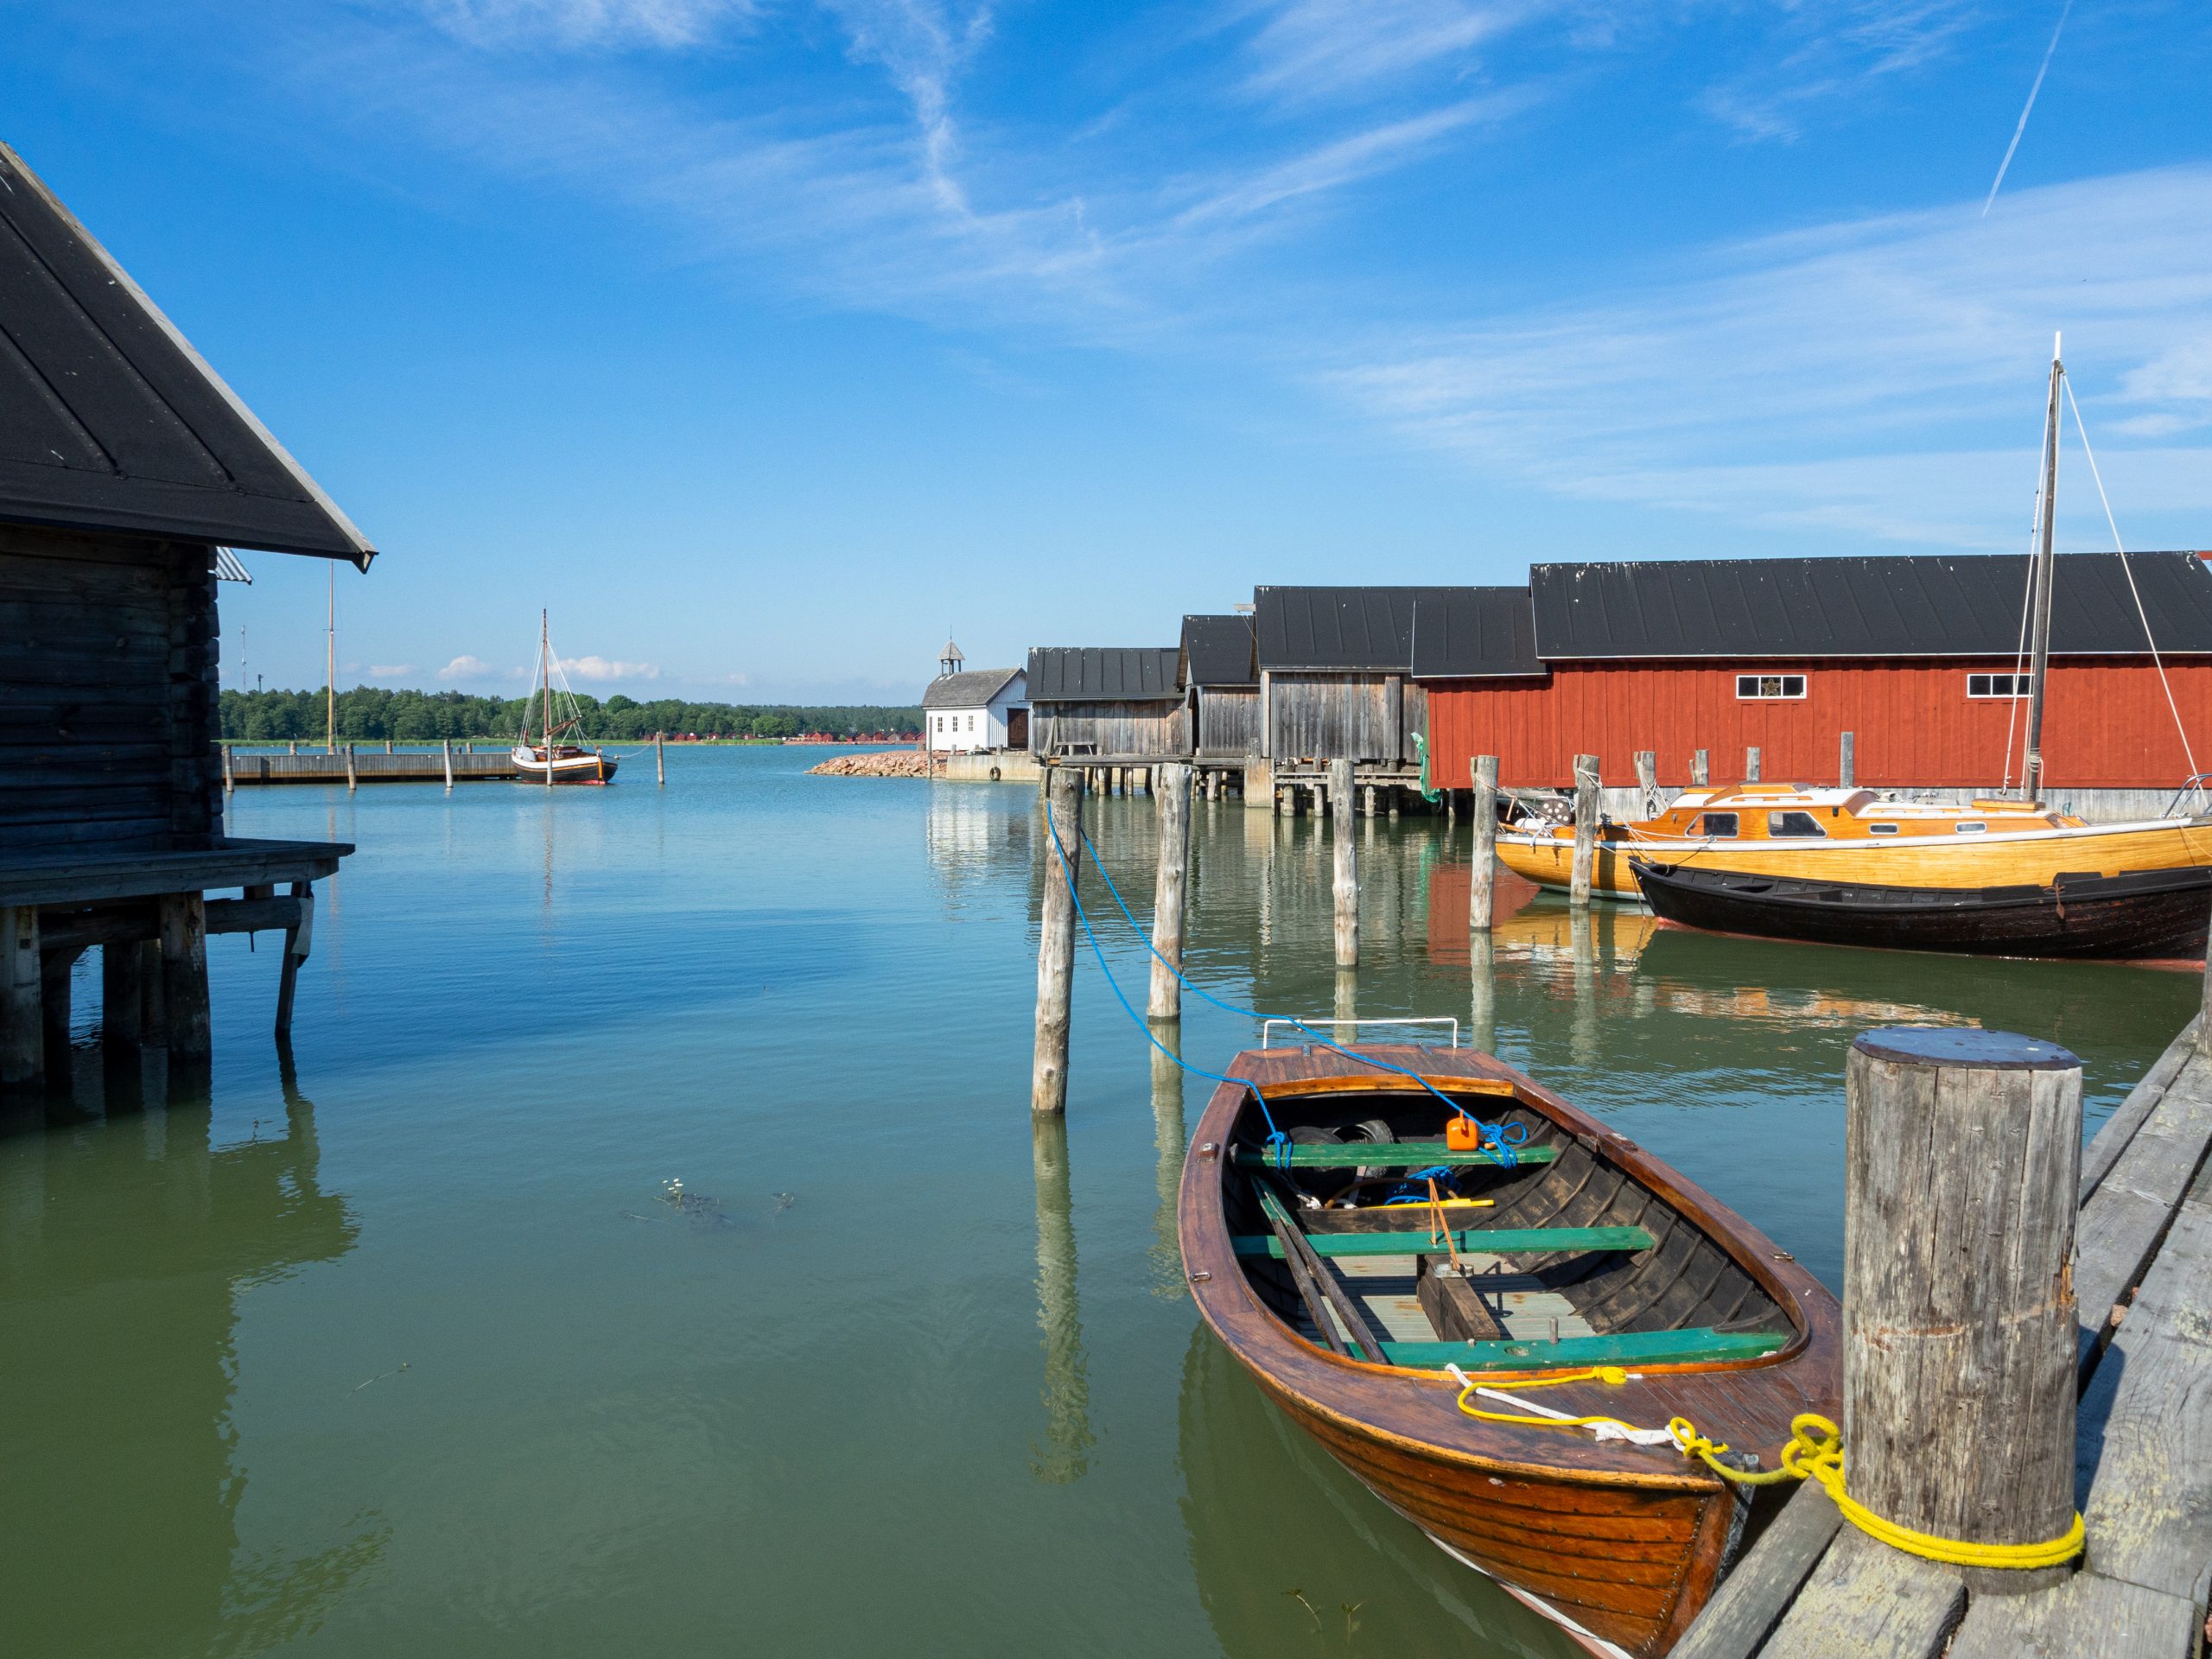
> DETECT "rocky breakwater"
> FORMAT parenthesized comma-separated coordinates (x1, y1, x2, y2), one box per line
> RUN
(809, 751, 933, 778)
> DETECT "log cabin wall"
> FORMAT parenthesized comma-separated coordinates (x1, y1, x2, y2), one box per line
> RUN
(1030, 700, 1189, 756)
(1196, 686, 1261, 756)
(2, 524, 219, 854)
(1263, 672, 1425, 764)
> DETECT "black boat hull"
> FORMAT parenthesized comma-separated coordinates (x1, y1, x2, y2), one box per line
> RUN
(1629, 859, 2212, 961)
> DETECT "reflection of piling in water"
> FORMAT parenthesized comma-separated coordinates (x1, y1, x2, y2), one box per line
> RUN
(1571, 909, 1598, 1066)
(1029, 1116, 1093, 1483)
(1470, 932, 1496, 1056)
(1150, 1040, 1187, 1298)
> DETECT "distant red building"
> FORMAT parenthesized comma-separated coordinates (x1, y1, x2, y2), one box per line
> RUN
(1416, 554, 2212, 794)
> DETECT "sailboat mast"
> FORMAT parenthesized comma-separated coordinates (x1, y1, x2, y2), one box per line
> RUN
(542, 608, 553, 789)
(2021, 333, 2063, 800)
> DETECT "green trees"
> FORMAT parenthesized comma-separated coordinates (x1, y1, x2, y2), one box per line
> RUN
(217, 687, 921, 741)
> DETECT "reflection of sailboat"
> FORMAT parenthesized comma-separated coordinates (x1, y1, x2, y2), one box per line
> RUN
(512, 611, 618, 785)
(1427, 862, 1656, 968)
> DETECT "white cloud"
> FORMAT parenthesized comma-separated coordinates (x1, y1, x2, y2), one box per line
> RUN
(557, 654, 661, 680)
(1236, 0, 1535, 105)
(437, 653, 497, 679)
(368, 663, 417, 677)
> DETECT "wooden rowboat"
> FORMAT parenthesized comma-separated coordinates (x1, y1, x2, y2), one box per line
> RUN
(1179, 1043, 1840, 1657)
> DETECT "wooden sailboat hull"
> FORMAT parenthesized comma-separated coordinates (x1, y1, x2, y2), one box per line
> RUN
(1180, 1046, 1840, 1657)
(1632, 858, 2212, 960)
(511, 747, 617, 785)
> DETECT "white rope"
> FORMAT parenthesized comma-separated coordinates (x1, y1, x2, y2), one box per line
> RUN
(2063, 376, 2199, 786)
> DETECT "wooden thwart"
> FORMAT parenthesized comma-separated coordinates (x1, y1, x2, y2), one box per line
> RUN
(1378, 1327, 1787, 1370)
(1231, 1140, 1560, 1169)
(1231, 1224, 1654, 1259)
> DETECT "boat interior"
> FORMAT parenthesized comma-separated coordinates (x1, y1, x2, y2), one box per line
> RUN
(1225, 1078, 1797, 1373)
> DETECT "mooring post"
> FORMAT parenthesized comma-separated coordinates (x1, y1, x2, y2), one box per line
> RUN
(222, 742, 234, 795)
(1033, 767, 1088, 1115)
(1333, 967, 1358, 1048)
(1691, 748, 1708, 787)
(656, 733, 666, 786)
(385, 739, 393, 754)
(345, 743, 358, 792)
(1470, 756, 1498, 931)
(158, 893, 212, 1059)
(442, 738, 454, 791)
(274, 880, 315, 1038)
(1, 906, 41, 1087)
(1363, 784, 1376, 818)
(1633, 749, 1657, 816)
(1569, 753, 1599, 909)
(288, 739, 297, 755)
(1840, 729, 1855, 787)
(1147, 762, 1192, 1021)
(1745, 745, 1761, 784)
(1330, 758, 1357, 969)
(101, 938, 143, 1047)
(1844, 1027, 2082, 1595)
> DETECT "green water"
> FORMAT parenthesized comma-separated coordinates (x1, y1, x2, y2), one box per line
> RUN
(2, 748, 2190, 1657)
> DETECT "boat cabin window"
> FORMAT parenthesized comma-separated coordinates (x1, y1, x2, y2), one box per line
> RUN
(1967, 672, 2033, 698)
(1955, 821, 1988, 834)
(1696, 812, 1739, 837)
(1767, 810, 1827, 838)
(1868, 823, 1900, 835)
(1736, 674, 1807, 700)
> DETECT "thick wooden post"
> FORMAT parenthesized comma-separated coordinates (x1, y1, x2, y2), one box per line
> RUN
(1634, 749, 1657, 816)
(441, 738, 454, 790)
(656, 733, 666, 786)
(137, 938, 164, 1043)
(1691, 748, 1709, 787)
(41, 950, 73, 1072)
(159, 893, 212, 1058)
(345, 744, 358, 791)
(1363, 784, 1376, 818)
(222, 742, 234, 794)
(101, 938, 143, 1047)
(1569, 753, 1599, 908)
(1469, 932, 1495, 1055)
(1333, 966, 1358, 1047)
(385, 739, 393, 753)
(1147, 763, 1192, 1021)
(1, 907, 41, 1086)
(1033, 767, 1087, 1115)
(1745, 745, 1761, 784)
(1840, 729, 1855, 787)
(1844, 1028, 2082, 1594)
(1330, 758, 1357, 968)
(1470, 756, 1498, 931)
(275, 881, 315, 1038)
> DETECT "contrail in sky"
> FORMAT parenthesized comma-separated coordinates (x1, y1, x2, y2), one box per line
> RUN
(1983, 0, 2074, 216)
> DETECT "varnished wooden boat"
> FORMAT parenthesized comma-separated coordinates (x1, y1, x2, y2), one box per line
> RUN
(1632, 856, 2212, 961)
(1179, 1044, 1840, 1658)
(511, 741, 618, 784)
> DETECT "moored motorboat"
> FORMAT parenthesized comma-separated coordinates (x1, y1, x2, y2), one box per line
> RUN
(1631, 857, 2212, 961)
(1179, 1042, 1840, 1658)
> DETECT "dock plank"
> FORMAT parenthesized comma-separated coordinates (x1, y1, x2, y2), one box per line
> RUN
(1669, 1481, 1843, 1659)
(2080, 1017, 2202, 1203)
(1946, 1573, 2202, 1659)
(1753, 1529, 1963, 1659)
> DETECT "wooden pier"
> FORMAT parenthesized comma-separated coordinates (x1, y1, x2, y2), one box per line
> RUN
(225, 745, 521, 785)
(1676, 1010, 2212, 1659)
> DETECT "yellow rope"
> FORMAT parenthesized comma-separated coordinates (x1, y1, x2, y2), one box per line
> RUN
(1454, 1376, 2085, 1570)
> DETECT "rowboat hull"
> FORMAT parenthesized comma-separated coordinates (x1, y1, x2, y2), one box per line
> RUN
(1498, 816, 2212, 900)
(1633, 859, 2212, 961)
(1180, 1046, 1840, 1657)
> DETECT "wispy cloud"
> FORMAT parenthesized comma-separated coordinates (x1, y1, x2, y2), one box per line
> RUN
(414, 0, 759, 49)
(1698, 0, 1978, 143)
(1235, 0, 1536, 105)
(436, 653, 496, 679)
(556, 653, 660, 679)
(368, 662, 417, 677)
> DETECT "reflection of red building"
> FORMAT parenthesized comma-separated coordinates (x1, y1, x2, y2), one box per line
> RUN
(1417, 555, 2212, 792)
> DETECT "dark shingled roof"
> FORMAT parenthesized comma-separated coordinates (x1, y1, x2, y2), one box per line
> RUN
(0, 143, 375, 565)
(1255, 586, 1437, 671)
(1529, 553, 2212, 659)
(1026, 646, 1182, 702)
(922, 666, 1022, 709)
(1409, 588, 1544, 678)
(1179, 614, 1256, 687)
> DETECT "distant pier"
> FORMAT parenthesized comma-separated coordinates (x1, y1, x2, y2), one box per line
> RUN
(224, 745, 520, 785)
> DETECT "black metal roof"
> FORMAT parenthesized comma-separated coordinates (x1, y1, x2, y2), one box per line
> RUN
(1179, 614, 1256, 687)
(1255, 586, 1453, 671)
(922, 665, 1022, 709)
(1408, 588, 1543, 678)
(1026, 646, 1182, 702)
(1529, 553, 2212, 659)
(0, 143, 375, 565)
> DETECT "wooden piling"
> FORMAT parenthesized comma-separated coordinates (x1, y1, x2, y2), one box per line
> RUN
(1569, 753, 1599, 909)
(1363, 785, 1376, 818)
(1333, 967, 1358, 1047)
(345, 743, 358, 792)
(275, 880, 315, 1037)
(1469, 756, 1498, 931)
(137, 938, 163, 1044)
(1840, 729, 1855, 787)
(385, 739, 393, 753)
(158, 893, 211, 1058)
(1033, 767, 1088, 1115)
(442, 738, 454, 791)
(101, 939, 143, 1047)
(1330, 758, 1357, 969)
(1745, 745, 1761, 784)
(1632, 749, 1657, 813)
(1, 906, 40, 1086)
(41, 950, 73, 1072)
(1844, 1027, 2082, 1595)
(1147, 762, 1192, 1022)
(1691, 748, 1709, 787)
(656, 733, 666, 786)
(222, 742, 234, 794)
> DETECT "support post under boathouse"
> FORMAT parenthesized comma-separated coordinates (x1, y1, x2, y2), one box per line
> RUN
(0, 141, 375, 1089)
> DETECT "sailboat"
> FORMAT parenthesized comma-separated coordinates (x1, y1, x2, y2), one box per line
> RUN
(1548, 339, 2212, 958)
(512, 611, 619, 785)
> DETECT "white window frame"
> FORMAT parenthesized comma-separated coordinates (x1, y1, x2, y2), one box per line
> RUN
(1735, 673, 1807, 701)
(1967, 672, 2034, 699)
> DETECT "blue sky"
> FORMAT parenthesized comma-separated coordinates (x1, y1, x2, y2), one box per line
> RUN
(9, 0, 2210, 702)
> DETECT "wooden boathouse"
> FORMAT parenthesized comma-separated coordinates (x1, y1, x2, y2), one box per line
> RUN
(1179, 613, 1258, 794)
(1025, 646, 1186, 774)
(0, 141, 373, 1087)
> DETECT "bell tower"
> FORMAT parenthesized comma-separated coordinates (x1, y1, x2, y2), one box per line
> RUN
(939, 634, 963, 677)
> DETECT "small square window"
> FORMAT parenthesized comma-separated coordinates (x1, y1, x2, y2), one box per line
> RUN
(1968, 673, 2032, 699)
(1736, 674, 1807, 700)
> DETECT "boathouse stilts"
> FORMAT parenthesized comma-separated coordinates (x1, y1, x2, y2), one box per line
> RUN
(101, 939, 143, 1048)
(1839, 1028, 2081, 1599)
(2, 907, 38, 1084)
(1469, 756, 1498, 931)
(1147, 762, 1192, 1022)
(274, 881, 315, 1038)
(159, 893, 213, 1060)
(1330, 759, 1357, 969)
(1569, 754, 1599, 908)
(1032, 766, 1087, 1115)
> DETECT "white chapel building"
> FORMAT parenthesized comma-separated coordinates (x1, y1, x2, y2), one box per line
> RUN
(923, 639, 1027, 753)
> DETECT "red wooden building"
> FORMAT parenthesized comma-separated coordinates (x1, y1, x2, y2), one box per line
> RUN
(1418, 553, 2212, 795)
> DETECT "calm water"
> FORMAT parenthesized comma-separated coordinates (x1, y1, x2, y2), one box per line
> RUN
(3, 747, 2192, 1658)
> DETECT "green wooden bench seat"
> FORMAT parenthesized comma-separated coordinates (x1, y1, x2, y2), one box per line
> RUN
(1230, 1224, 1655, 1260)
(1231, 1141, 1560, 1170)
(1379, 1327, 1787, 1370)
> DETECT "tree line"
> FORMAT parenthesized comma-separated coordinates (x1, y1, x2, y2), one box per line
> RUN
(219, 687, 922, 742)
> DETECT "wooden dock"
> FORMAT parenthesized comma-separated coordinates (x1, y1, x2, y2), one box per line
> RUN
(1676, 1013, 2212, 1659)
(225, 746, 521, 785)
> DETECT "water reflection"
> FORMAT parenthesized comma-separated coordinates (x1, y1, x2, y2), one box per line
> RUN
(1027, 1115, 1092, 1484)
(1150, 1040, 1187, 1299)
(0, 1052, 372, 1655)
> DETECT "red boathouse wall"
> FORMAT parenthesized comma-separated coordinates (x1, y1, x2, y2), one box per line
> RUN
(1424, 657, 2212, 791)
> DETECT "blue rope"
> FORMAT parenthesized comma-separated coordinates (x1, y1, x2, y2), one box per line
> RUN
(1044, 794, 1520, 1168)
